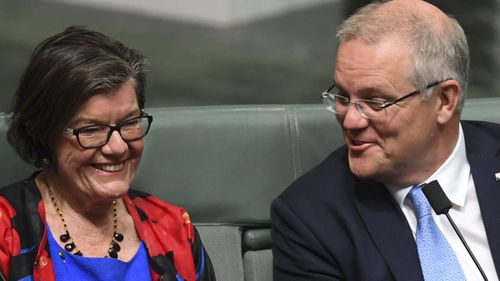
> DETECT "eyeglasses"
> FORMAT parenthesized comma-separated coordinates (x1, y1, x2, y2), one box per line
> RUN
(320, 79, 451, 119)
(64, 113, 153, 148)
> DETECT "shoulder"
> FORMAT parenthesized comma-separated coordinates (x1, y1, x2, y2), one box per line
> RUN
(272, 145, 361, 226)
(0, 192, 16, 229)
(0, 176, 33, 196)
(0, 173, 41, 212)
(126, 189, 191, 233)
(462, 120, 500, 144)
(0, 174, 42, 276)
(462, 120, 500, 131)
(277, 146, 355, 204)
(127, 189, 187, 215)
(125, 190, 200, 280)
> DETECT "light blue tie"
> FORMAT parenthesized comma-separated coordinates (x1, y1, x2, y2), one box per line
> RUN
(408, 185, 466, 281)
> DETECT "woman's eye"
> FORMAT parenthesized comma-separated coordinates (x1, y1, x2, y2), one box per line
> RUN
(79, 126, 107, 137)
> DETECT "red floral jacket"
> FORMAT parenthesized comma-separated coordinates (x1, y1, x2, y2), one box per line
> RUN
(0, 174, 216, 281)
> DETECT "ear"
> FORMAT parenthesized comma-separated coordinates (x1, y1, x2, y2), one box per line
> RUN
(436, 80, 461, 125)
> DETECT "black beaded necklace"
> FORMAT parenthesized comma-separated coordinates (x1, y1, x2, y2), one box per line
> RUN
(44, 177, 124, 259)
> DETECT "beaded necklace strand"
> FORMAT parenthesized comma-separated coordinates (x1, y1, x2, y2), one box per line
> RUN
(44, 176, 124, 258)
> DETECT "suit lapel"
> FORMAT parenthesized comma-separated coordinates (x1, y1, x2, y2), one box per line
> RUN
(463, 121, 500, 273)
(349, 121, 500, 280)
(354, 180, 424, 281)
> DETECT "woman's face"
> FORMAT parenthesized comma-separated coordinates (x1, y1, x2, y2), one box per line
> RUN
(51, 80, 144, 202)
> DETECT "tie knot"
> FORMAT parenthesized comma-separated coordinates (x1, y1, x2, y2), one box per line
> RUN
(408, 185, 432, 218)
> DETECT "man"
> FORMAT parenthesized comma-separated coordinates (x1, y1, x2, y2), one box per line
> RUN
(271, 0, 500, 280)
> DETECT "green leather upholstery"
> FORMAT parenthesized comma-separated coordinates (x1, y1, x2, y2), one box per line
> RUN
(1, 99, 500, 281)
(134, 105, 340, 224)
(134, 105, 339, 281)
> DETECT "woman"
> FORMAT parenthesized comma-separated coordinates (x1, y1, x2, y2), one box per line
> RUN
(0, 26, 215, 281)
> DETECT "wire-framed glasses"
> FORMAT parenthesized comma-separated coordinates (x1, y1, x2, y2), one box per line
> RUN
(320, 79, 451, 119)
(64, 112, 153, 148)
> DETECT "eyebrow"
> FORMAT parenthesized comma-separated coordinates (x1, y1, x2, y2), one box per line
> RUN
(335, 83, 348, 93)
(337, 83, 397, 99)
(68, 109, 141, 127)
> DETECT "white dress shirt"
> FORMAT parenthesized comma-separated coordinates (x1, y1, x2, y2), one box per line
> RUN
(387, 125, 499, 281)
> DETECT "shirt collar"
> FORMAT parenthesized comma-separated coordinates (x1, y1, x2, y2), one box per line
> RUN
(388, 124, 469, 208)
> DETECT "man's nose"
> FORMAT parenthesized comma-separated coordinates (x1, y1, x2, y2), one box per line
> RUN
(339, 103, 370, 129)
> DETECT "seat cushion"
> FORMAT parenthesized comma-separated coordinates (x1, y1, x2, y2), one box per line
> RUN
(243, 249, 273, 281)
(196, 224, 244, 281)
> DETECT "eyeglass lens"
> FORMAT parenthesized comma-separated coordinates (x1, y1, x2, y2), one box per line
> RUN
(324, 93, 384, 119)
(77, 116, 151, 148)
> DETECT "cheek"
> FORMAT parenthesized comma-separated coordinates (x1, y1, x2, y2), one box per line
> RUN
(53, 146, 97, 190)
(371, 120, 404, 157)
(378, 118, 431, 159)
(57, 151, 96, 181)
(128, 140, 145, 160)
(55, 139, 90, 168)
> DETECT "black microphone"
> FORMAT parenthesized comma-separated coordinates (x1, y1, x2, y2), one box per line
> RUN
(422, 180, 488, 281)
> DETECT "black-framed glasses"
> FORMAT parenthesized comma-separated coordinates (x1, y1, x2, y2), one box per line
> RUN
(64, 113, 153, 148)
(320, 79, 451, 119)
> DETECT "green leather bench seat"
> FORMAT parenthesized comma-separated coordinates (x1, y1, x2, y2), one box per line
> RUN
(1, 99, 500, 281)
(133, 105, 340, 281)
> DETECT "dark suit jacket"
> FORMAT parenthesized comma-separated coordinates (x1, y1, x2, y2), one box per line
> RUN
(271, 120, 500, 280)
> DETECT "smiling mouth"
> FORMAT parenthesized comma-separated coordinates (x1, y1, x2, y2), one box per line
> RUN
(93, 163, 124, 172)
(351, 139, 363, 146)
(347, 138, 376, 152)
(350, 139, 368, 146)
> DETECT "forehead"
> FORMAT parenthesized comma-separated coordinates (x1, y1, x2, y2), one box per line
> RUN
(334, 35, 413, 93)
(70, 81, 139, 123)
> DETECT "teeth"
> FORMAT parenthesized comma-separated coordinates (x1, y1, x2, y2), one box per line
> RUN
(96, 163, 124, 172)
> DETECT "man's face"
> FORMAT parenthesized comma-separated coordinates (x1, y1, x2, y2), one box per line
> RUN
(334, 35, 441, 186)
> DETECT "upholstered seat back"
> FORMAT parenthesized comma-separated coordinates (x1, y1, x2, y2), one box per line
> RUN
(1, 99, 500, 281)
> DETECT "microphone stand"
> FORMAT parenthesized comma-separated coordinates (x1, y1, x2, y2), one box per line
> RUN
(423, 180, 488, 281)
(444, 212, 488, 281)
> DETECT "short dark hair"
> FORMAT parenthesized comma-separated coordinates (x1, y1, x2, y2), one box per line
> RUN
(7, 26, 147, 168)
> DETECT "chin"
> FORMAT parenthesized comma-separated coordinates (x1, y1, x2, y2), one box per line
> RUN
(90, 179, 132, 199)
(350, 168, 377, 180)
(348, 159, 378, 180)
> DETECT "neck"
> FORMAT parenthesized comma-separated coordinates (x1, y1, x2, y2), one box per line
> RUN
(37, 172, 124, 258)
(39, 171, 116, 221)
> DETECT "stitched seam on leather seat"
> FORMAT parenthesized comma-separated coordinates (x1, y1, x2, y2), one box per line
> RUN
(286, 106, 302, 179)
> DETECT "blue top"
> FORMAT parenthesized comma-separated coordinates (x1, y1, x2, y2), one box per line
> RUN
(47, 225, 153, 281)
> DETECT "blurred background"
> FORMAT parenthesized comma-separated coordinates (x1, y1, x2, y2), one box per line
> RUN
(1, 0, 499, 111)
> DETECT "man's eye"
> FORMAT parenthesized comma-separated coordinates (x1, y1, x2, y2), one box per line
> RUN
(362, 100, 385, 111)
(369, 97, 388, 103)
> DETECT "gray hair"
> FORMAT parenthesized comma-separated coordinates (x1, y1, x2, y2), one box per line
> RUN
(336, 1, 469, 112)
